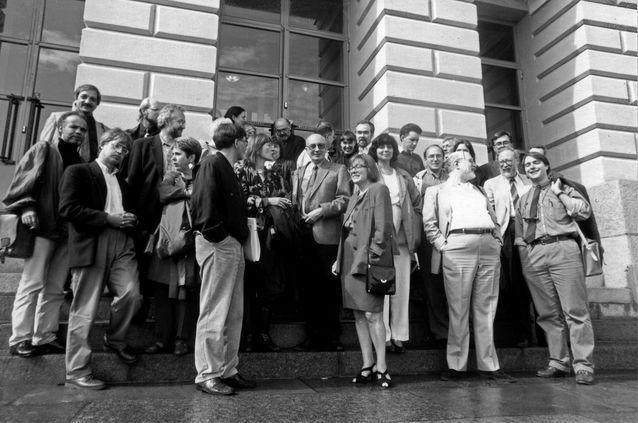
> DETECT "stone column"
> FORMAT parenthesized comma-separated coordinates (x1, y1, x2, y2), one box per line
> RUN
(347, 0, 488, 160)
(77, 0, 220, 140)
(518, 0, 638, 318)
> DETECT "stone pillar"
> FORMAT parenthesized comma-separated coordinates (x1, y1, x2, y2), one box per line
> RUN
(77, 0, 220, 140)
(518, 0, 638, 317)
(347, 0, 488, 161)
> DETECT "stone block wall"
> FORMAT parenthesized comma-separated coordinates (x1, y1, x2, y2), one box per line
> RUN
(76, 0, 220, 141)
(347, 0, 488, 162)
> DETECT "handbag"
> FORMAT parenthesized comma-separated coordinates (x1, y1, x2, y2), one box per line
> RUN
(574, 222, 603, 277)
(243, 217, 261, 262)
(0, 213, 36, 263)
(156, 200, 194, 259)
(364, 206, 396, 295)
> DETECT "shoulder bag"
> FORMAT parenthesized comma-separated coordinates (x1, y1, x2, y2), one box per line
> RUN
(365, 200, 396, 295)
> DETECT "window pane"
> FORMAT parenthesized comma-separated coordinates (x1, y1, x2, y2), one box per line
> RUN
(37, 103, 68, 136)
(289, 34, 342, 82)
(485, 107, 523, 150)
(482, 65, 519, 106)
(287, 80, 342, 129)
(0, 0, 36, 40)
(289, 0, 343, 33)
(0, 42, 29, 94)
(35, 48, 81, 102)
(222, 0, 280, 24)
(219, 24, 280, 74)
(42, 0, 84, 47)
(216, 72, 279, 123)
(478, 21, 515, 61)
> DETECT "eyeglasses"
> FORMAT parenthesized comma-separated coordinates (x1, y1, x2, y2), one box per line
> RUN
(348, 165, 367, 172)
(275, 127, 291, 133)
(306, 143, 326, 150)
(494, 140, 512, 147)
(498, 159, 514, 165)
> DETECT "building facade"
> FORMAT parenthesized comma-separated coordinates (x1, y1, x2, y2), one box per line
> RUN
(1, 0, 637, 316)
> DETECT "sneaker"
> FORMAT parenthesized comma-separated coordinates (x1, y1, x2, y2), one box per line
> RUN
(478, 370, 517, 383)
(575, 370, 594, 385)
(536, 366, 569, 378)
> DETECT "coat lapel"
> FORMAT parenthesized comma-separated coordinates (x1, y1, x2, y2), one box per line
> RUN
(89, 161, 107, 210)
(152, 135, 164, 178)
(304, 161, 329, 200)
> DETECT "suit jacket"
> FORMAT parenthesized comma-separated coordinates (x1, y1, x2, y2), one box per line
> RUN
(39, 111, 107, 162)
(292, 159, 351, 245)
(422, 180, 502, 274)
(475, 160, 500, 187)
(484, 173, 531, 237)
(59, 161, 133, 268)
(125, 135, 165, 232)
(335, 182, 397, 276)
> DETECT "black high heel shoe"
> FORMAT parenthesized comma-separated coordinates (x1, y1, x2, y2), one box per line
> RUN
(352, 364, 376, 384)
(376, 369, 392, 389)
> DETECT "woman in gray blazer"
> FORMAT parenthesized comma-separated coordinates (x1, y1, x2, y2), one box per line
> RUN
(334, 153, 396, 388)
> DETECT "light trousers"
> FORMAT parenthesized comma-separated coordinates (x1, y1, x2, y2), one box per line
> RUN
(66, 228, 141, 379)
(519, 239, 594, 373)
(442, 233, 501, 372)
(10, 236, 68, 346)
(194, 235, 245, 383)
(383, 244, 411, 342)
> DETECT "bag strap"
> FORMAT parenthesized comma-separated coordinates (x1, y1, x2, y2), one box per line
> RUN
(184, 200, 193, 228)
(367, 191, 394, 267)
(572, 218, 590, 248)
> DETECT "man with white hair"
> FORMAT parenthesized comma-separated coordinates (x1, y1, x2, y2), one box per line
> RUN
(423, 150, 514, 382)
(126, 97, 161, 140)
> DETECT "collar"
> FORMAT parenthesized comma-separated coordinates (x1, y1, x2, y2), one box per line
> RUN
(96, 159, 118, 175)
(159, 132, 174, 147)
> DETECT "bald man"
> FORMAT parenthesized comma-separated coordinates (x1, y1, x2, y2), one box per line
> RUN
(272, 117, 306, 163)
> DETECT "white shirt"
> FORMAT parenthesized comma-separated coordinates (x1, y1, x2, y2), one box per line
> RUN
(97, 160, 124, 214)
(449, 182, 495, 230)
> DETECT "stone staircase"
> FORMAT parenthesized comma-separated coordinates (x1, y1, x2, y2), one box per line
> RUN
(1, 258, 637, 385)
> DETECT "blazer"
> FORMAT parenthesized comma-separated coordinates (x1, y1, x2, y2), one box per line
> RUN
(59, 161, 134, 268)
(39, 111, 107, 163)
(422, 180, 502, 274)
(125, 135, 165, 233)
(292, 159, 351, 245)
(475, 160, 500, 187)
(484, 173, 531, 237)
(381, 167, 422, 253)
(335, 183, 397, 276)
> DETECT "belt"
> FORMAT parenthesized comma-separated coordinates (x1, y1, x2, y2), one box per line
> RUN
(448, 228, 493, 235)
(530, 234, 575, 246)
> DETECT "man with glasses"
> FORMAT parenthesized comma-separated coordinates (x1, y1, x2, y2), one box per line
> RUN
(484, 147, 534, 348)
(293, 134, 351, 351)
(423, 151, 514, 382)
(126, 97, 161, 140)
(272, 117, 306, 163)
(59, 129, 142, 390)
(476, 131, 513, 186)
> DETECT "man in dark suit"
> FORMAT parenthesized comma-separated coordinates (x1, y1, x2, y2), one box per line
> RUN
(59, 128, 143, 390)
(126, 97, 161, 140)
(293, 133, 351, 350)
(272, 117, 305, 162)
(475, 131, 513, 187)
(125, 104, 186, 321)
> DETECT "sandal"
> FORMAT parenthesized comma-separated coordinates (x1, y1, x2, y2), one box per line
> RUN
(352, 364, 376, 384)
(376, 370, 392, 389)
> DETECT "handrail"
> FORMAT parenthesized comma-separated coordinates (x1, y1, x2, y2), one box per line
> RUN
(1, 94, 24, 165)
(24, 96, 44, 154)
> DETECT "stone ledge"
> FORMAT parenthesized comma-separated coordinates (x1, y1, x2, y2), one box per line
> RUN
(84, 0, 154, 36)
(589, 288, 634, 304)
(136, 0, 219, 13)
(154, 5, 218, 45)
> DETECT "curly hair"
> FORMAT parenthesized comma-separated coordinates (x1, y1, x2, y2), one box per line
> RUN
(368, 133, 399, 164)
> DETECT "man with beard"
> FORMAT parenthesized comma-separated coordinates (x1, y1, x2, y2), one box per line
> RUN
(4, 112, 87, 357)
(126, 104, 186, 321)
(126, 97, 161, 140)
(423, 151, 514, 382)
(354, 120, 374, 154)
(272, 117, 305, 163)
(475, 131, 513, 186)
(39, 84, 107, 162)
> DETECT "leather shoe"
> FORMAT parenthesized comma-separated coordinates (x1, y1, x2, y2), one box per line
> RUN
(478, 370, 517, 383)
(196, 378, 235, 396)
(65, 375, 106, 390)
(536, 366, 569, 378)
(222, 373, 256, 389)
(144, 342, 169, 354)
(257, 333, 281, 352)
(173, 339, 188, 356)
(35, 339, 66, 355)
(575, 369, 595, 385)
(103, 338, 138, 364)
(441, 369, 466, 381)
(9, 340, 36, 358)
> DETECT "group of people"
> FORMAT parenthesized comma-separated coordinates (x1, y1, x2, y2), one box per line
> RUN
(3, 83, 599, 395)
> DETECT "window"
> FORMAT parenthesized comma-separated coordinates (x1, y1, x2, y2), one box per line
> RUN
(478, 20, 524, 151)
(215, 0, 346, 132)
(0, 0, 85, 162)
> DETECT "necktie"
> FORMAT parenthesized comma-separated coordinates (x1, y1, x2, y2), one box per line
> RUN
(524, 186, 541, 244)
(84, 114, 98, 161)
(509, 177, 519, 208)
(303, 165, 318, 214)
(308, 165, 318, 190)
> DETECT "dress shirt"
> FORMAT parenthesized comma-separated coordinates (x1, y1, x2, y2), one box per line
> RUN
(449, 183, 495, 230)
(159, 133, 175, 174)
(96, 159, 124, 214)
(414, 168, 448, 197)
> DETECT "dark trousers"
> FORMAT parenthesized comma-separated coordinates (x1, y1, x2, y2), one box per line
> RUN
(416, 239, 449, 341)
(152, 282, 198, 347)
(299, 229, 341, 344)
(497, 220, 533, 343)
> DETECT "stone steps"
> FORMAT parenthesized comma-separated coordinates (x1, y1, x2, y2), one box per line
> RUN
(2, 343, 637, 385)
